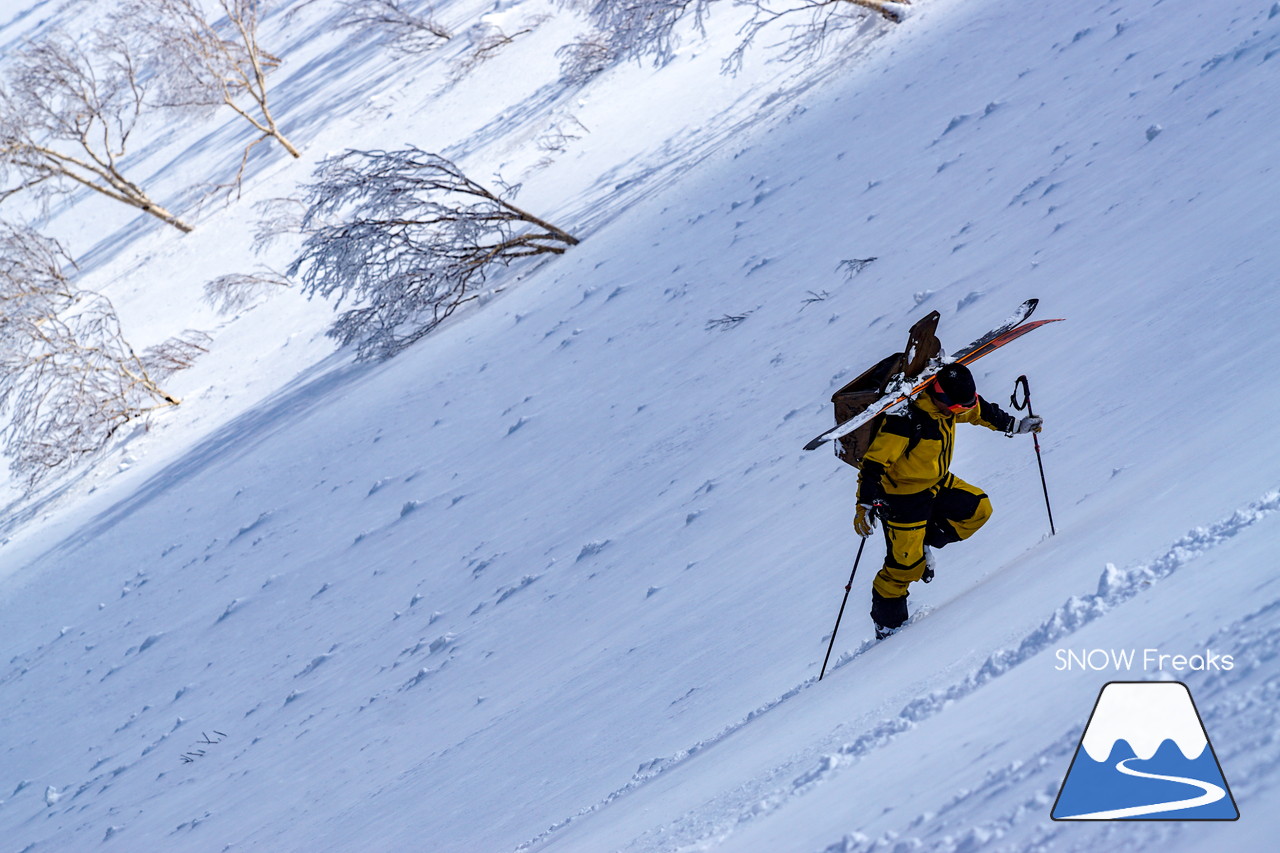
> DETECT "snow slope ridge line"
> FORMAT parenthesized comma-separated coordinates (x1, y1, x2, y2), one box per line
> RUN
(542, 490, 1280, 852)
(815, 732, 1079, 853)
(815, 595, 1280, 853)
(679, 490, 1280, 845)
(937, 488, 1280, 706)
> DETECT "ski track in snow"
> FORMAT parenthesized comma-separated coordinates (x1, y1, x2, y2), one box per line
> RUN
(518, 490, 1280, 852)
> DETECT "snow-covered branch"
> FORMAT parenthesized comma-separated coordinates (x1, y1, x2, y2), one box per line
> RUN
(339, 0, 453, 55)
(728, 0, 909, 72)
(558, 0, 907, 79)
(141, 329, 214, 378)
(450, 18, 546, 83)
(288, 148, 579, 360)
(117, 0, 300, 179)
(0, 31, 193, 232)
(0, 224, 197, 487)
(555, 34, 617, 85)
(559, 0, 718, 69)
(203, 266, 292, 314)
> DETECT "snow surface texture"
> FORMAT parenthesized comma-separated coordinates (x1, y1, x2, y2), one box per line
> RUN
(3, 0, 1280, 851)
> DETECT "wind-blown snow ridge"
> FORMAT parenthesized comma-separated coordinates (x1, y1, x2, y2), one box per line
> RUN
(815, 733, 1078, 853)
(526, 491, 1280, 851)
(819, 595, 1280, 853)
(967, 489, 1280, 690)
(762, 492, 1280, 817)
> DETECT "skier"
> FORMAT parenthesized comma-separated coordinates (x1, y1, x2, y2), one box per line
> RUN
(853, 362, 1042, 638)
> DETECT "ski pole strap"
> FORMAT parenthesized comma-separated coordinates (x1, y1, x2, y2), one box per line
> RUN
(1010, 374, 1033, 413)
(1010, 374, 1057, 535)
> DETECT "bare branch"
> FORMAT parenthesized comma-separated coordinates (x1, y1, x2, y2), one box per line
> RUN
(558, 0, 718, 68)
(557, 0, 907, 78)
(116, 0, 300, 170)
(203, 266, 292, 314)
(837, 256, 877, 278)
(706, 311, 752, 330)
(250, 195, 310, 253)
(449, 19, 544, 83)
(141, 329, 214, 378)
(726, 0, 909, 72)
(536, 115, 590, 155)
(0, 223, 186, 487)
(338, 0, 452, 55)
(0, 30, 193, 232)
(800, 289, 830, 309)
(555, 34, 617, 85)
(288, 148, 579, 360)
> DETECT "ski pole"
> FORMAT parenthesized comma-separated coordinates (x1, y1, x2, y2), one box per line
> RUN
(1010, 374, 1056, 536)
(819, 535, 868, 680)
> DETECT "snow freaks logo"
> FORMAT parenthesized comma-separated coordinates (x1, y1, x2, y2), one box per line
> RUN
(1051, 681, 1239, 821)
(1053, 647, 1233, 672)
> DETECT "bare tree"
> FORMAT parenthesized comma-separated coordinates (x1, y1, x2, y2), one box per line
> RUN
(0, 31, 193, 232)
(560, 0, 907, 77)
(338, 0, 452, 55)
(141, 328, 213, 376)
(288, 147, 579, 360)
(536, 114, 590, 155)
(449, 19, 544, 83)
(729, 1, 910, 71)
(203, 266, 292, 314)
(560, 0, 718, 68)
(555, 34, 617, 85)
(0, 221, 78, 327)
(0, 224, 193, 486)
(119, 0, 300, 181)
(249, 195, 309, 252)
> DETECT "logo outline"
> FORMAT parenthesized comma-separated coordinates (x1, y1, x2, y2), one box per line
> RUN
(1051, 680, 1239, 822)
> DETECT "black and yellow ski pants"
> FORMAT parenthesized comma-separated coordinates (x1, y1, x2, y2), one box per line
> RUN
(870, 473, 993, 629)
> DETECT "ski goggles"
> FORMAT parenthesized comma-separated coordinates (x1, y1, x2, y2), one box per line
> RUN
(931, 378, 978, 413)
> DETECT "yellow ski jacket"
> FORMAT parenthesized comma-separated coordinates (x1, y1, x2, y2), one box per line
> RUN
(857, 394, 1015, 502)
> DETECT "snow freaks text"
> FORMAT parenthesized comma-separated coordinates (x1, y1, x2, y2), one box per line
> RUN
(1054, 649, 1234, 672)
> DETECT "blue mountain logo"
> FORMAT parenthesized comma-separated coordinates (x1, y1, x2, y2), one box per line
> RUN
(1052, 681, 1238, 821)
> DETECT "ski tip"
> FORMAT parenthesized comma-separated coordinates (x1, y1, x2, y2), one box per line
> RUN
(803, 437, 828, 451)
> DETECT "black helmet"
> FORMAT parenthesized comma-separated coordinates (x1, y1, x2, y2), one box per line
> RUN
(929, 363, 977, 411)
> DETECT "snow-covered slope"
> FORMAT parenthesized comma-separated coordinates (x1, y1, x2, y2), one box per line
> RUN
(2, 0, 1279, 851)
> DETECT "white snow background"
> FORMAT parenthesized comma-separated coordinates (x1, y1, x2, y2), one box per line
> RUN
(2, 0, 1279, 851)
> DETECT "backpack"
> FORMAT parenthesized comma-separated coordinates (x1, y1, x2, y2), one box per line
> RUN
(831, 309, 941, 468)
